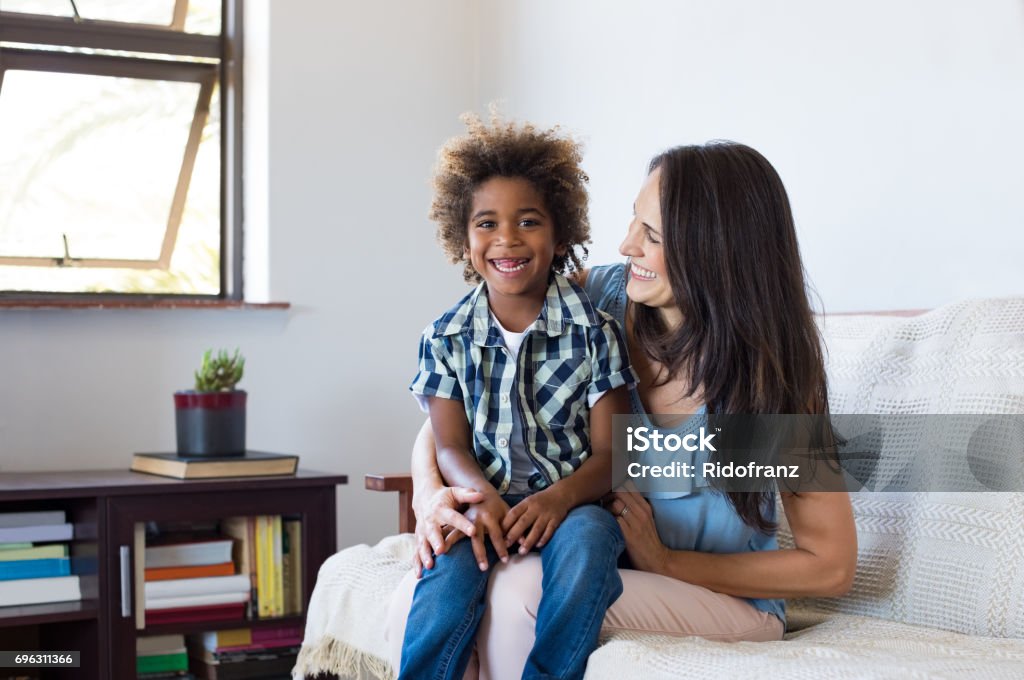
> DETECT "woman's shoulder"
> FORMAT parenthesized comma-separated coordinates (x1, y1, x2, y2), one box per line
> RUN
(578, 262, 628, 320)
(580, 262, 626, 291)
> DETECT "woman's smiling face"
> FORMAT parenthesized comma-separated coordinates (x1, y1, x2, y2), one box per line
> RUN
(619, 167, 677, 318)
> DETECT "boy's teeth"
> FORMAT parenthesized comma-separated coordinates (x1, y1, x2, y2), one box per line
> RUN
(493, 259, 528, 272)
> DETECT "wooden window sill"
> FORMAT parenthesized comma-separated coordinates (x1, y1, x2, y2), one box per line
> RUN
(0, 299, 290, 310)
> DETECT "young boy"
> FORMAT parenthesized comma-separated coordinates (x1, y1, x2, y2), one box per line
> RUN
(401, 114, 635, 680)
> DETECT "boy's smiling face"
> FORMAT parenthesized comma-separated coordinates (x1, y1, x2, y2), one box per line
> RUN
(465, 176, 565, 307)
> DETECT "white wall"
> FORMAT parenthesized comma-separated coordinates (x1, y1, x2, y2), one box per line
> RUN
(0, 0, 477, 549)
(476, 0, 1024, 312)
(3, 1, 1022, 552)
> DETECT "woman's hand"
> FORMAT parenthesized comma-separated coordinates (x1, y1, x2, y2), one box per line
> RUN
(607, 490, 670, 575)
(501, 485, 573, 554)
(440, 490, 512, 571)
(412, 485, 484, 577)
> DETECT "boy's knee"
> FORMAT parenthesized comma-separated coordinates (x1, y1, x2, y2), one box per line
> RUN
(425, 539, 480, 576)
(565, 503, 617, 529)
(555, 505, 623, 549)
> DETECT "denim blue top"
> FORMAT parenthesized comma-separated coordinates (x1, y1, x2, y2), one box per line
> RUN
(585, 263, 785, 625)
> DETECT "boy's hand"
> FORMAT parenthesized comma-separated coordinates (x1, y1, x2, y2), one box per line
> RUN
(442, 489, 511, 571)
(501, 485, 573, 554)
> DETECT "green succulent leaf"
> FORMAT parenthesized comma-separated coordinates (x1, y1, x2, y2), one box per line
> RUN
(193, 347, 245, 392)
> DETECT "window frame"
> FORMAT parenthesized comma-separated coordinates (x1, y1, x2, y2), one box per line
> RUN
(0, 0, 244, 301)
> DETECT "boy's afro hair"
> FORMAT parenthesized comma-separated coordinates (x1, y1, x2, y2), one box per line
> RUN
(430, 112, 590, 283)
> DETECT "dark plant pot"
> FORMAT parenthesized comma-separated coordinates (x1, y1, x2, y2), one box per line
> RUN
(174, 390, 247, 457)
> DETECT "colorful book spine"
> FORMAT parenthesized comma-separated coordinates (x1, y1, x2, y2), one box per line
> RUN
(200, 627, 252, 649)
(245, 516, 256, 618)
(213, 636, 303, 653)
(0, 557, 71, 581)
(251, 625, 302, 642)
(0, 575, 80, 606)
(144, 602, 245, 625)
(146, 591, 249, 610)
(145, 573, 251, 601)
(219, 516, 257, 619)
(0, 510, 66, 528)
(0, 544, 68, 562)
(135, 651, 188, 675)
(0, 523, 73, 543)
(282, 522, 293, 616)
(145, 561, 234, 581)
(272, 515, 283, 617)
(284, 519, 302, 615)
(255, 516, 271, 618)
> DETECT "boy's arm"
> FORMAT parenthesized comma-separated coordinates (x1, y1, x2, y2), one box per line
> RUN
(541, 386, 627, 506)
(427, 397, 511, 567)
(427, 396, 489, 491)
(501, 386, 629, 553)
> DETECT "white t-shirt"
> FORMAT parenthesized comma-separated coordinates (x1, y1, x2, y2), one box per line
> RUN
(495, 319, 536, 494)
(492, 315, 606, 494)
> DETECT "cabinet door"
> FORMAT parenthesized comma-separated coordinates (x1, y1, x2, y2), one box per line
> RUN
(105, 484, 337, 679)
(0, 496, 107, 680)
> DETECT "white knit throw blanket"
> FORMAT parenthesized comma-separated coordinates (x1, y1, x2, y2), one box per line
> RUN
(294, 534, 1024, 679)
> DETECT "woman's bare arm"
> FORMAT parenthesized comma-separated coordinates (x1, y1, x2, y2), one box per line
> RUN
(611, 490, 857, 599)
(411, 418, 445, 504)
(409, 418, 483, 569)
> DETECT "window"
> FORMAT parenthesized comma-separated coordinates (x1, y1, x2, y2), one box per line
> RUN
(0, 0, 242, 299)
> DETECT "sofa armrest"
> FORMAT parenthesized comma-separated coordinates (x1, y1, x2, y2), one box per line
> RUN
(366, 473, 415, 533)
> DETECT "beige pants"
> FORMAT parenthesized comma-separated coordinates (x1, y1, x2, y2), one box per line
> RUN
(385, 554, 784, 680)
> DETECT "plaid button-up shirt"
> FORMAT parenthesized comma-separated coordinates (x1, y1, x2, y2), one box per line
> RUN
(410, 273, 636, 494)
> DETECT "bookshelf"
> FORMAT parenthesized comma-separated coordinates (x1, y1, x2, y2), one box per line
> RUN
(0, 469, 347, 679)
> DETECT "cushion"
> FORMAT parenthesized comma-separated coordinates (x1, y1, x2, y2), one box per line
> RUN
(779, 298, 1024, 637)
(586, 609, 1024, 679)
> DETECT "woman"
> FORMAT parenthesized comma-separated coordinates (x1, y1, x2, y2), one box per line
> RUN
(387, 141, 857, 679)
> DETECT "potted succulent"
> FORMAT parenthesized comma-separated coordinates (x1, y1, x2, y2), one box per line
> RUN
(174, 349, 247, 457)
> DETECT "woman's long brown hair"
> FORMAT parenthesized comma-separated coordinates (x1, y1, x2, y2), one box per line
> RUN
(632, 142, 829, 533)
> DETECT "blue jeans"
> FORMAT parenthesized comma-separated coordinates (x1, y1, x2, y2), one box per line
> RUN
(398, 501, 625, 680)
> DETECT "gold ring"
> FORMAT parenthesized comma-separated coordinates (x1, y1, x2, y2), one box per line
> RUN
(618, 506, 630, 518)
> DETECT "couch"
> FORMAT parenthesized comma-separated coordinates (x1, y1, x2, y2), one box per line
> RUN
(295, 298, 1024, 679)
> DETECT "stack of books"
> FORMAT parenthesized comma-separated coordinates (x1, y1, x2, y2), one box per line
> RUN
(188, 626, 302, 679)
(0, 510, 80, 607)
(144, 535, 249, 625)
(137, 634, 193, 679)
(221, 516, 302, 619)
